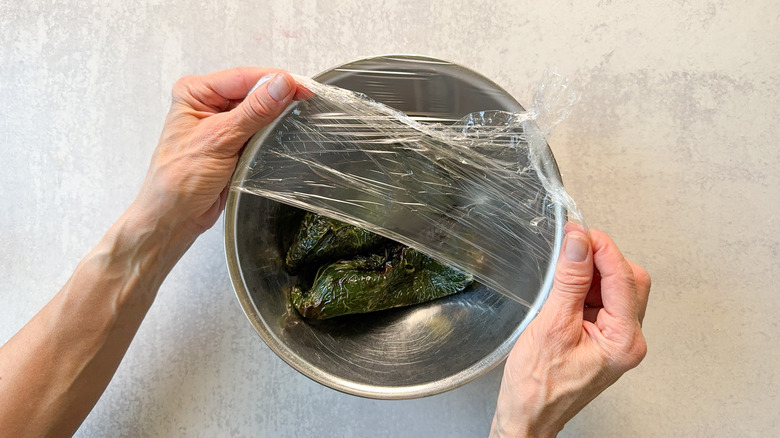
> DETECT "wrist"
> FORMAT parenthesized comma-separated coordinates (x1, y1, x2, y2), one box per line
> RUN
(88, 201, 199, 304)
(491, 369, 564, 438)
(123, 199, 200, 256)
(128, 184, 205, 239)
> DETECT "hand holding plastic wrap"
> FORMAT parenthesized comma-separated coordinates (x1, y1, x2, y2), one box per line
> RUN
(232, 72, 582, 307)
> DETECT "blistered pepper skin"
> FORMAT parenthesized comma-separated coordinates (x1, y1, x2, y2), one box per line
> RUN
(290, 246, 473, 319)
(285, 212, 388, 274)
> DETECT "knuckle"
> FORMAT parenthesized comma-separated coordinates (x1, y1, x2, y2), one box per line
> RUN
(554, 268, 592, 292)
(635, 267, 652, 292)
(196, 117, 244, 158)
(616, 261, 640, 293)
(626, 337, 648, 369)
(627, 330, 647, 358)
(611, 332, 647, 372)
(172, 75, 196, 99)
(618, 258, 635, 278)
(205, 115, 233, 139)
(635, 336, 648, 362)
(544, 316, 575, 344)
(210, 124, 239, 153)
(192, 127, 225, 156)
(244, 94, 273, 120)
(526, 315, 574, 353)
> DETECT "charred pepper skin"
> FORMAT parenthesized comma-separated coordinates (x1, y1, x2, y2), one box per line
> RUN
(290, 246, 473, 319)
(285, 212, 388, 274)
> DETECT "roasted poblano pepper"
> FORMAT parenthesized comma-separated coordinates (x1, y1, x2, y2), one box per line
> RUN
(290, 246, 473, 319)
(285, 212, 388, 274)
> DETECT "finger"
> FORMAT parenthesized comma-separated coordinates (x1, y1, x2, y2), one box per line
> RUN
(589, 229, 639, 324)
(543, 228, 594, 321)
(627, 260, 651, 324)
(223, 72, 298, 143)
(172, 67, 312, 113)
(171, 67, 278, 112)
(220, 83, 312, 112)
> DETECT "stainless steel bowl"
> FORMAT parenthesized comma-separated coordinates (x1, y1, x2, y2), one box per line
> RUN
(225, 55, 564, 399)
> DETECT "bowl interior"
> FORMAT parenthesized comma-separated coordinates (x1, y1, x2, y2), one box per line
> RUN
(226, 55, 560, 398)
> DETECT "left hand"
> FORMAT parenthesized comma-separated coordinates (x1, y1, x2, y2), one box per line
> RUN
(491, 224, 650, 437)
(132, 67, 311, 234)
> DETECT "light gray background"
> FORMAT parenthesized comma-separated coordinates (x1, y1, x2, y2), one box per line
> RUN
(1, 1, 778, 436)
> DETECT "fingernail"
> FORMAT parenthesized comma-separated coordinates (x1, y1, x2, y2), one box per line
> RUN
(267, 73, 292, 102)
(564, 233, 588, 262)
(249, 74, 274, 95)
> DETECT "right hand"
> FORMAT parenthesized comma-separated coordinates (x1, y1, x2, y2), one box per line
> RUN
(490, 224, 650, 437)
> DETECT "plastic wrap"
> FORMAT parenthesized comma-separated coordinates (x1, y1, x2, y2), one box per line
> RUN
(232, 71, 582, 307)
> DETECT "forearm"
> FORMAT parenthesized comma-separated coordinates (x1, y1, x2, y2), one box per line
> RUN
(0, 202, 198, 437)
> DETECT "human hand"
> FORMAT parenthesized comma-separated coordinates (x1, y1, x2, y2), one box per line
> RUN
(490, 224, 650, 437)
(0, 68, 315, 438)
(131, 67, 311, 235)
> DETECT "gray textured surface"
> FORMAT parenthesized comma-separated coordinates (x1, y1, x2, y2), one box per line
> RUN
(0, 1, 778, 436)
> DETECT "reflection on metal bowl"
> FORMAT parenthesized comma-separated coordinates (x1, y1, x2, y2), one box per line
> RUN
(224, 55, 564, 399)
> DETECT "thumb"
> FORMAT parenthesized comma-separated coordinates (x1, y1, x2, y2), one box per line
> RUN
(230, 72, 297, 142)
(544, 230, 594, 318)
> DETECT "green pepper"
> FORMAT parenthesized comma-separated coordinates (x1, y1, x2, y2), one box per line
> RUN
(290, 246, 473, 319)
(285, 212, 388, 274)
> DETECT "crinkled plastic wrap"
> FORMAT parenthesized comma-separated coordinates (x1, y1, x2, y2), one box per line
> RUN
(232, 72, 582, 307)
